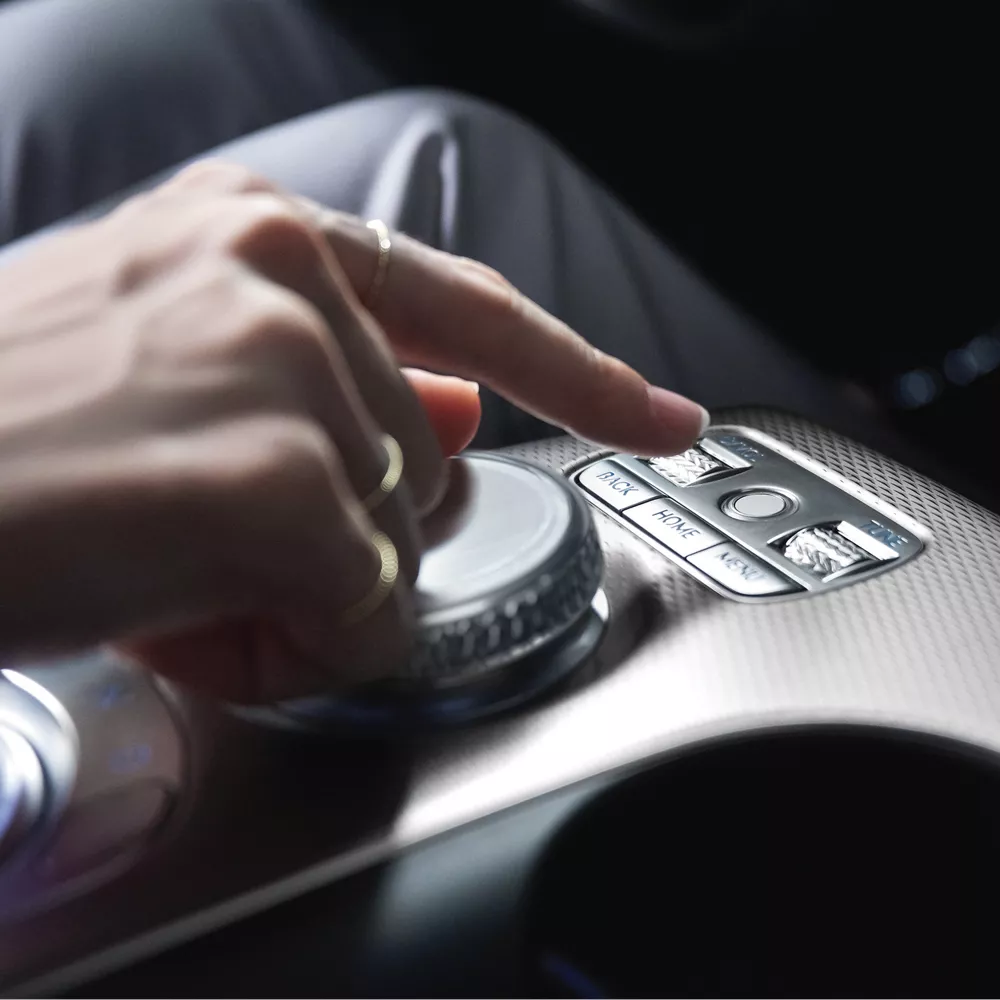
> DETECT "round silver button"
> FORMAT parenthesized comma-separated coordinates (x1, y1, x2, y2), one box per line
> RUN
(723, 490, 793, 520)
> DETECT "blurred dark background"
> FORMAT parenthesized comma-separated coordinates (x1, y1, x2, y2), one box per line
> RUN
(328, 0, 1000, 504)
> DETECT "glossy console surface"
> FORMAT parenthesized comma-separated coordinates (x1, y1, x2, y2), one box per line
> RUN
(5, 407, 1000, 996)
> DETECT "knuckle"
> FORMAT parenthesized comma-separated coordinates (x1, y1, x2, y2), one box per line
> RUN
(454, 258, 519, 318)
(107, 188, 156, 222)
(573, 347, 636, 436)
(579, 346, 621, 409)
(472, 271, 522, 326)
(234, 419, 337, 508)
(590, 347, 634, 401)
(456, 273, 524, 373)
(459, 257, 515, 292)
(105, 251, 149, 298)
(585, 341, 619, 383)
(224, 198, 319, 263)
(158, 420, 340, 594)
(170, 159, 276, 195)
(230, 287, 330, 368)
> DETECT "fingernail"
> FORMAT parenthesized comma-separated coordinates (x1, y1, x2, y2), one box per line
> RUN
(697, 404, 711, 436)
(646, 386, 711, 452)
(441, 373, 479, 394)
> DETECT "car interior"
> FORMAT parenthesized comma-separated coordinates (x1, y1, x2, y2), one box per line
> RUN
(3, 1, 1000, 996)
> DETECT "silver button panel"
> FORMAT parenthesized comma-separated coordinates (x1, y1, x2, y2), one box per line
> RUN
(571, 425, 929, 602)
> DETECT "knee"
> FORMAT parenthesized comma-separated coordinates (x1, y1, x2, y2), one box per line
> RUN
(0, 0, 215, 122)
(364, 87, 551, 153)
(337, 87, 561, 210)
(0, 0, 310, 241)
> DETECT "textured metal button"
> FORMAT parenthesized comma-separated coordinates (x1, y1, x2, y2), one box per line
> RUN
(647, 447, 732, 486)
(688, 543, 798, 596)
(783, 525, 872, 579)
(577, 459, 662, 510)
(625, 499, 725, 557)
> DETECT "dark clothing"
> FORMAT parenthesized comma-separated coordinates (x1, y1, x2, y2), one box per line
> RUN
(0, 0, 870, 447)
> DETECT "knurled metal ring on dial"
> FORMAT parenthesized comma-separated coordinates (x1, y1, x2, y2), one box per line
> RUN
(402, 452, 603, 686)
(406, 522, 602, 684)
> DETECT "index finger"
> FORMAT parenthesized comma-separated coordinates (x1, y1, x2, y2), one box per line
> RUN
(317, 210, 709, 457)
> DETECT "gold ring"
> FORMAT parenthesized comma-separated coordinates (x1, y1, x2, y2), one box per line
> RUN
(337, 531, 399, 627)
(362, 433, 404, 512)
(365, 218, 391, 309)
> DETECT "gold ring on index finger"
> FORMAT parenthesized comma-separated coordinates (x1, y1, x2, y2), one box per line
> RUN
(364, 219, 392, 309)
(361, 433, 404, 513)
(337, 531, 399, 627)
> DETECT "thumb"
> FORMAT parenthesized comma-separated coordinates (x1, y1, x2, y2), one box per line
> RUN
(402, 368, 481, 457)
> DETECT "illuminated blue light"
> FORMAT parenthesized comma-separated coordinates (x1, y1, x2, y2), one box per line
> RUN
(542, 953, 606, 999)
(98, 679, 132, 709)
(967, 332, 1000, 374)
(109, 742, 153, 774)
(894, 369, 939, 409)
(890, 327, 1000, 409)
(943, 347, 978, 385)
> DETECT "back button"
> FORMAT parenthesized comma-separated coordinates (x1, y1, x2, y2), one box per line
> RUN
(576, 460, 662, 511)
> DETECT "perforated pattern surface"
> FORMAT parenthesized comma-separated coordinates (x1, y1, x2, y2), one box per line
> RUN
(10, 410, 1000, 995)
(494, 409, 1000, 754)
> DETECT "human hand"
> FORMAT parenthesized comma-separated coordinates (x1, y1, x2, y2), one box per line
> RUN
(0, 161, 706, 701)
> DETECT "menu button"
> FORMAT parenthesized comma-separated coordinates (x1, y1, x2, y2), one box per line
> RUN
(688, 542, 798, 597)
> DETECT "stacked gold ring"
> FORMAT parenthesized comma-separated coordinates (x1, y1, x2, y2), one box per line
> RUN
(339, 219, 398, 630)
(337, 530, 399, 627)
(338, 434, 404, 627)
(365, 218, 391, 309)
(362, 433, 404, 512)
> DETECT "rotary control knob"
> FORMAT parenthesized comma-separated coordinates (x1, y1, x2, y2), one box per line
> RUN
(408, 452, 604, 682)
(277, 452, 606, 731)
(0, 727, 45, 866)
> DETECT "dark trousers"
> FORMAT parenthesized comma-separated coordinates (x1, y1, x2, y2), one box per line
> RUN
(0, 0, 872, 448)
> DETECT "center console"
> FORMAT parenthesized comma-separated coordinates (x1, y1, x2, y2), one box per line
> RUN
(3, 407, 1000, 997)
